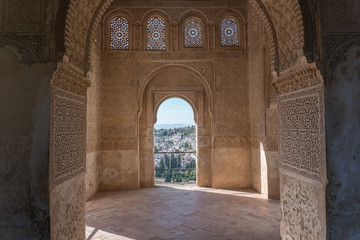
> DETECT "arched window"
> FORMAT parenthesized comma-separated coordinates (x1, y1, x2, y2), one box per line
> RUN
(110, 16, 129, 50)
(184, 18, 202, 48)
(220, 18, 239, 47)
(147, 16, 166, 51)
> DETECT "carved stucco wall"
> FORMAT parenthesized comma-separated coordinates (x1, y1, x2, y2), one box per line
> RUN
(85, 25, 102, 200)
(0, 0, 56, 239)
(47, 0, 102, 237)
(270, 32, 327, 237)
(97, 1, 252, 190)
(325, 42, 360, 239)
(0, 0, 343, 239)
(99, 57, 138, 191)
(49, 83, 87, 239)
(322, 0, 360, 238)
(0, 47, 55, 240)
(248, 3, 279, 199)
(261, 0, 305, 73)
(280, 171, 326, 240)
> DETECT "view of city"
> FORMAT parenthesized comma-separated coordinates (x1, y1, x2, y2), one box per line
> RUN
(154, 125, 197, 183)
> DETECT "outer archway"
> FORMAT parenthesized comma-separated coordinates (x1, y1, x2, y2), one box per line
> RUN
(49, 1, 328, 240)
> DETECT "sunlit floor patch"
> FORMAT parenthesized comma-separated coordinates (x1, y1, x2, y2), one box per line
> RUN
(86, 184, 281, 240)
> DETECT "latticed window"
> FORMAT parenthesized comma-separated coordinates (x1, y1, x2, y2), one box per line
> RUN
(184, 18, 202, 48)
(110, 17, 129, 50)
(147, 16, 166, 50)
(220, 18, 239, 47)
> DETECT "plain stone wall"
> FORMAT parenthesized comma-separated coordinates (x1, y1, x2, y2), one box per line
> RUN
(0, 47, 55, 240)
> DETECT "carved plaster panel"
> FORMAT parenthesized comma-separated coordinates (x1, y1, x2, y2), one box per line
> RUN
(50, 87, 87, 185)
(280, 172, 325, 239)
(4, 0, 43, 32)
(64, 0, 102, 69)
(110, 1, 246, 8)
(248, 3, 262, 46)
(324, 34, 360, 59)
(215, 123, 249, 136)
(100, 137, 138, 150)
(251, 136, 278, 151)
(261, 0, 304, 72)
(273, 63, 323, 95)
(101, 125, 137, 138)
(0, 34, 46, 63)
(324, 36, 360, 82)
(102, 50, 245, 61)
(51, 60, 90, 96)
(279, 86, 326, 183)
(325, 0, 360, 32)
(214, 136, 250, 149)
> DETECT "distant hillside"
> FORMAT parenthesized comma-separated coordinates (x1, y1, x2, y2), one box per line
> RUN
(154, 123, 195, 130)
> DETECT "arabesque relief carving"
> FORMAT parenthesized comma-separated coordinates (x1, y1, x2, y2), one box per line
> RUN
(279, 88, 326, 183)
(0, 34, 46, 63)
(273, 63, 323, 95)
(4, 0, 43, 32)
(100, 137, 137, 150)
(261, 0, 304, 72)
(281, 174, 323, 239)
(50, 87, 87, 184)
(102, 50, 245, 61)
(51, 58, 90, 96)
(214, 137, 250, 149)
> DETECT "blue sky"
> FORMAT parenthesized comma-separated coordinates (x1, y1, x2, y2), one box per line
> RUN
(156, 98, 195, 125)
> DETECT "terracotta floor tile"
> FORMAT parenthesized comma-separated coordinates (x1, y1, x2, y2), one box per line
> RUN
(86, 184, 280, 240)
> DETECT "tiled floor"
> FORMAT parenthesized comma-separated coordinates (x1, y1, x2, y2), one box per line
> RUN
(86, 184, 281, 240)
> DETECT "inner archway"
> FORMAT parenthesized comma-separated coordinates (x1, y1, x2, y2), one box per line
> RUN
(138, 64, 213, 189)
(154, 97, 197, 185)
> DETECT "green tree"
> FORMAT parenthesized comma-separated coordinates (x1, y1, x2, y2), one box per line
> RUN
(177, 155, 181, 168)
(190, 160, 196, 168)
(165, 155, 170, 168)
(170, 154, 176, 169)
(159, 158, 165, 169)
(165, 172, 172, 182)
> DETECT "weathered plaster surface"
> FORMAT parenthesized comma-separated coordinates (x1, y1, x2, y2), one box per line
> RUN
(85, 152, 99, 200)
(99, 150, 139, 190)
(277, 81, 327, 240)
(0, 47, 55, 239)
(280, 171, 326, 240)
(213, 148, 251, 189)
(325, 43, 360, 239)
(50, 173, 86, 240)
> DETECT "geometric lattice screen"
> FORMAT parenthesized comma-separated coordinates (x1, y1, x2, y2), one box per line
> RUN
(184, 18, 202, 48)
(220, 18, 239, 47)
(147, 16, 166, 50)
(110, 16, 129, 50)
